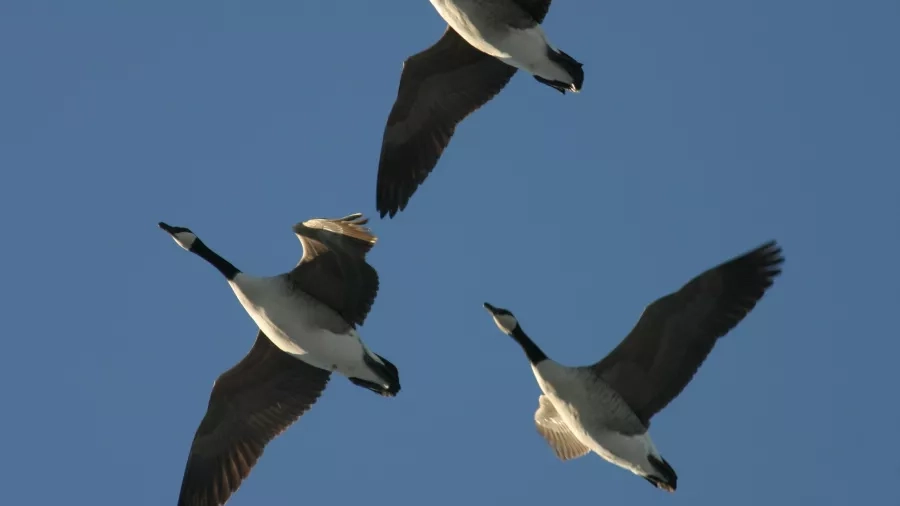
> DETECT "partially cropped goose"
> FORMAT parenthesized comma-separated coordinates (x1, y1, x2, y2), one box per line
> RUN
(376, 0, 584, 218)
(483, 241, 784, 492)
(158, 213, 400, 506)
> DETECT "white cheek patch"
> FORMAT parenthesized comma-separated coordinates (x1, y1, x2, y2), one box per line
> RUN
(172, 231, 197, 251)
(493, 314, 518, 333)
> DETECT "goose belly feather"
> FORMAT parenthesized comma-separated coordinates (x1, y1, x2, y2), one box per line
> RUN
(532, 361, 664, 478)
(430, 0, 562, 77)
(228, 274, 384, 384)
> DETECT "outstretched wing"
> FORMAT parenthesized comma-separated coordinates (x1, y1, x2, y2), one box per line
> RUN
(177, 332, 331, 506)
(591, 241, 783, 426)
(376, 27, 517, 218)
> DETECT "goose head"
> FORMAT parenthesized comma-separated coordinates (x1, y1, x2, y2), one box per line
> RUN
(483, 302, 548, 364)
(483, 302, 520, 335)
(159, 222, 199, 252)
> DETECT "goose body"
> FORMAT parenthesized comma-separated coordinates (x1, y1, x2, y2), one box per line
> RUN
(531, 361, 668, 480)
(376, 0, 583, 218)
(430, 0, 579, 86)
(483, 241, 784, 491)
(228, 274, 387, 386)
(159, 213, 399, 506)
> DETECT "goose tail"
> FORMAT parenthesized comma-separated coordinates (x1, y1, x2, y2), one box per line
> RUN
(372, 352, 401, 396)
(533, 48, 584, 93)
(643, 454, 678, 492)
(348, 351, 401, 397)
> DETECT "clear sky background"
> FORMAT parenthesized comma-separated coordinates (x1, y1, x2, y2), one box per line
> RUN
(1, 1, 898, 505)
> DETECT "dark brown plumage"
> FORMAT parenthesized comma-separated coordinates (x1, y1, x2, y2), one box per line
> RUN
(177, 332, 331, 506)
(592, 241, 784, 426)
(173, 213, 387, 505)
(514, 0, 553, 24)
(376, 28, 517, 218)
(376, 0, 555, 218)
(290, 213, 379, 328)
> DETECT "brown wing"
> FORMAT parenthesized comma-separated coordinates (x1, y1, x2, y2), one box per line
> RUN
(177, 332, 331, 506)
(376, 27, 518, 218)
(534, 395, 590, 461)
(592, 241, 784, 426)
(290, 213, 379, 328)
(510, 0, 553, 23)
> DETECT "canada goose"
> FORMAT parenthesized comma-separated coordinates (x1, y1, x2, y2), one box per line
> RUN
(158, 213, 400, 506)
(376, 0, 583, 218)
(482, 241, 784, 492)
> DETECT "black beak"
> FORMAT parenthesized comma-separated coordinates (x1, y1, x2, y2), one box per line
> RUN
(158, 222, 175, 234)
(483, 302, 497, 314)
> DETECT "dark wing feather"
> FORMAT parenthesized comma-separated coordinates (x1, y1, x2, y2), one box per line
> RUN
(293, 213, 377, 262)
(376, 27, 517, 218)
(592, 241, 784, 426)
(290, 213, 379, 327)
(177, 331, 331, 506)
(510, 0, 553, 23)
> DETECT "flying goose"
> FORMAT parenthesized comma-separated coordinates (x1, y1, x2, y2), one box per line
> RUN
(158, 213, 400, 506)
(376, 0, 584, 218)
(482, 241, 784, 491)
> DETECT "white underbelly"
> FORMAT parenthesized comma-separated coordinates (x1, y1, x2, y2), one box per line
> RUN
(590, 430, 657, 476)
(544, 392, 657, 477)
(229, 278, 369, 377)
(431, 1, 563, 81)
(253, 311, 363, 372)
(429, 0, 517, 58)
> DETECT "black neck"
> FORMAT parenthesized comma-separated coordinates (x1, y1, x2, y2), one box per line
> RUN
(191, 240, 240, 280)
(510, 326, 547, 364)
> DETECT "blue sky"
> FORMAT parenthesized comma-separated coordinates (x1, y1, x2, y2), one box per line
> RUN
(1, 1, 898, 504)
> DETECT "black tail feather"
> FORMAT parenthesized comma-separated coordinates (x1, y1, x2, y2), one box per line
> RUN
(375, 353, 400, 385)
(349, 353, 401, 397)
(533, 47, 584, 94)
(645, 455, 678, 492)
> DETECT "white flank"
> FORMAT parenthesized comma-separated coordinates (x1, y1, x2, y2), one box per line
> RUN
(228, 274, 387, 386)
(532, 360, 665, 479)
(430, 0, 574, 83)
